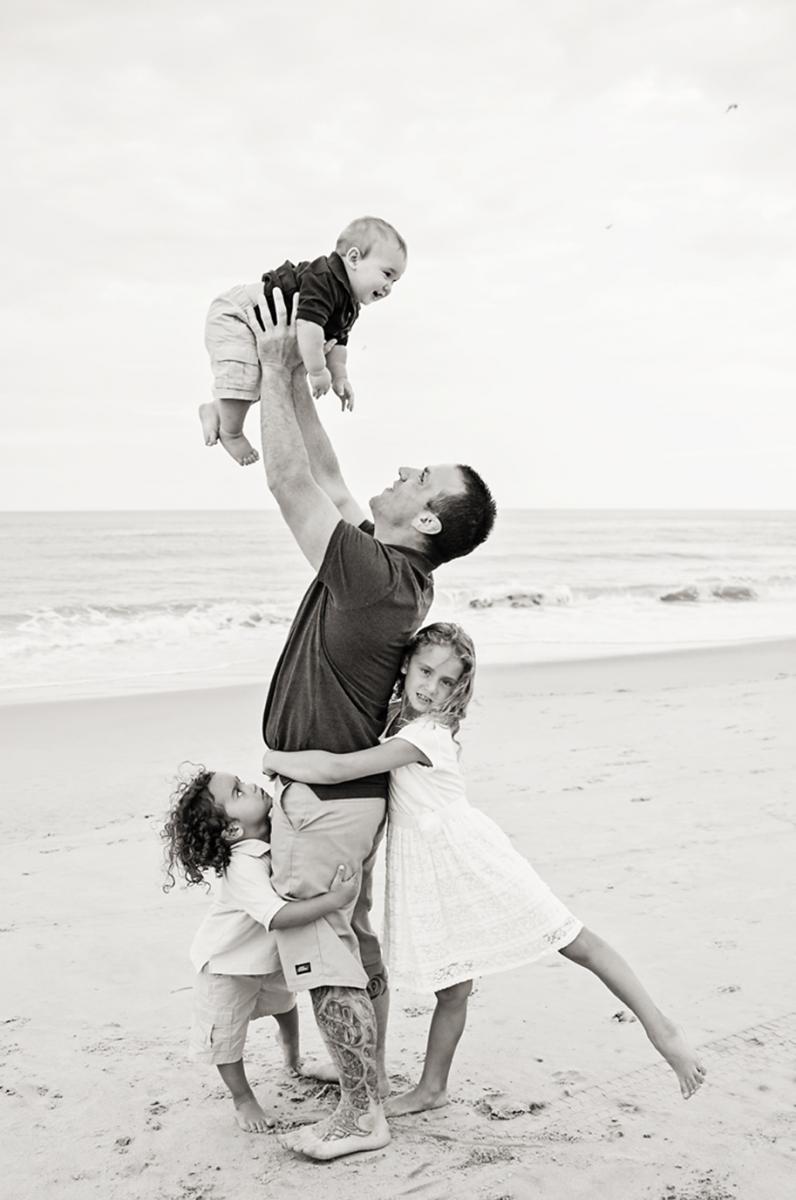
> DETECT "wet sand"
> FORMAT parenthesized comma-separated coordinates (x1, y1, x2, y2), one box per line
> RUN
(2, 640, 795, 1199)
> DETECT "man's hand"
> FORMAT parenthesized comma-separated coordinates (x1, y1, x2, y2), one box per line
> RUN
(244, 286, 303, 372)
(262, 748, 277, 778)
(308, 367, 332, 398)
(332, 376, 355, 412)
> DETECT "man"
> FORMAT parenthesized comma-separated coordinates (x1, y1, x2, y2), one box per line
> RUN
(248, 286, 495, 1160)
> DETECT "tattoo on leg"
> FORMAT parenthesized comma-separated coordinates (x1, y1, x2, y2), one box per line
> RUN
(366, 972, 388, 1000)
(311, 985, 379, 1132)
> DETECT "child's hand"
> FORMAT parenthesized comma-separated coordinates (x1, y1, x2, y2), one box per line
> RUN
(332, 376, 355, 412)
(308, 367, 332, 398)
(327, 864, 359, 910)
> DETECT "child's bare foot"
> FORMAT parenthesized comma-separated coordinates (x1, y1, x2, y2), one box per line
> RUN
(233, 1092, 273, 1133)
(274, 1028, 337, 1082)
(383, 1084, 448, 1117)
(198, 402, 220, 446)
(650, 1021, 707, 1099)
(294, 1057, 338, 1083)
(218, 429, 259, 466)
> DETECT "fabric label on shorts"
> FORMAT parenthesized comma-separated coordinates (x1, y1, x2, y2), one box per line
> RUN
(294, 962, 312, 975)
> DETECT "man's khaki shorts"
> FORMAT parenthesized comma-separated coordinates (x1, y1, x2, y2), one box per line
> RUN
(204, 283, 263, 403)
(269, 781, 387, 992)
(189, 966, 295, 1065)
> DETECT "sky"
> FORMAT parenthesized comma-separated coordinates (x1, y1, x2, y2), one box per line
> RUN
(1, 0, 794, 510)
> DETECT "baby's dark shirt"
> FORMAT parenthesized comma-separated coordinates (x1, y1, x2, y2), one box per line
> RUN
(260, 251, 359, 346)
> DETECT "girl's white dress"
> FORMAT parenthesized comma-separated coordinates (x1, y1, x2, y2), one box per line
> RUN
(383, 716, 582, 992)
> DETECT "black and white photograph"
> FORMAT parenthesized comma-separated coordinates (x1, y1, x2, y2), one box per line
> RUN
(1, 2, 794, 1197)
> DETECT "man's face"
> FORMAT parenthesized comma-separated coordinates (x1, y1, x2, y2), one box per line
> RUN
(346, 238, 406, 305)
(372, 464, 465, 528)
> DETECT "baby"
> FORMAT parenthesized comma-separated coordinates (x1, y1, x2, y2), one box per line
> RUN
(199, 215, 407, 466)
(162, 766, 358, 1133)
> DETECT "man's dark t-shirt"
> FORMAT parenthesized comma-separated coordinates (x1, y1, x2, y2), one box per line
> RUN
(260, 252, 359, 346)
(263, 520, 434, 801)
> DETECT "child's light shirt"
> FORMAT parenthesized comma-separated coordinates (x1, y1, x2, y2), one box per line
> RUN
(189, 839, 286, 975)
(383, 717, 467, 828)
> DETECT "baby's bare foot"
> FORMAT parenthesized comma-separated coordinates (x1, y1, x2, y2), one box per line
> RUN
(198, 402, 220, 446)
(384, 1084, 448, 1117)
(219, 429, 259, 466)
(651, 1022, 707, 1099)
(233, 1093, 273, 1133)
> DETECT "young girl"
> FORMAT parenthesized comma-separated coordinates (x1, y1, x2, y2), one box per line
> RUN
(162, 766, 356, 1132)
(263, 622, 707, 1116)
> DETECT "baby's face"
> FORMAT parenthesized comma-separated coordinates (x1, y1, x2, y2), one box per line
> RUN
(346, 238, 406, 305)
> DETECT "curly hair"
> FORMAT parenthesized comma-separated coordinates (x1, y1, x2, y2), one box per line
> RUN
(392, 622, 477, 737)
(161, 764, 232, 893)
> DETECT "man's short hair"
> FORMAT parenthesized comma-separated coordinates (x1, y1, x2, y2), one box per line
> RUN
(426, 465, 496, 565)
(336, 216, 407, 260)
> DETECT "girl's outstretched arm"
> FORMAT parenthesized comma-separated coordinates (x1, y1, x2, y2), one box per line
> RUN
(264, 737, 429, 785)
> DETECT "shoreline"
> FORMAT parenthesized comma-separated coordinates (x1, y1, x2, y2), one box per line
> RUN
(2, 632, 794, 709)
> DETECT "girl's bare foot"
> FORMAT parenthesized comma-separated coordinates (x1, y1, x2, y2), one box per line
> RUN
(233, 1093, 274, 1133)
(218, 429, 259, 466)
(383, 1084, 448, 1117)
(198, 402, 220, 446)
(650, 1021, 707, 1099)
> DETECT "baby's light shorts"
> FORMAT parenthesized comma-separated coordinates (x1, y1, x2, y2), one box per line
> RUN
(204, 283, 264, 404)
(189, 965, 296, 1065)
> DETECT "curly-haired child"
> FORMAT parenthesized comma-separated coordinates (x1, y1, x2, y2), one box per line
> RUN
(163, 766, 358, 1132)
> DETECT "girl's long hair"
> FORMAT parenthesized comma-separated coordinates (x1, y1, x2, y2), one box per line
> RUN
(161, 764, 231, 892)
(392, 622, 476, 737)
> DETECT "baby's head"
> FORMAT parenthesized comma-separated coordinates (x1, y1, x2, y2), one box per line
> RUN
(395, 622, 476, 733)
(161, 765, 273, 891)
(336, 216, 407, 305)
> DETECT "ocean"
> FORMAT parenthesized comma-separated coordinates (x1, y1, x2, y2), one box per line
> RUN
(2, 509, 795, 705)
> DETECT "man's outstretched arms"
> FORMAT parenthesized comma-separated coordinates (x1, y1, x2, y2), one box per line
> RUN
(290, 366, 367, 528)
(247, 287, 359, 571)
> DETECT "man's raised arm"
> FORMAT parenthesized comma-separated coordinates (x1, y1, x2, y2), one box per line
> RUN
(290, 366, 367, 528)
(247, 287, 344, 571)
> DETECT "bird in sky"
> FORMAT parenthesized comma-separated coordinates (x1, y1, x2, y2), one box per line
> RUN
(725, 103, 739, 113)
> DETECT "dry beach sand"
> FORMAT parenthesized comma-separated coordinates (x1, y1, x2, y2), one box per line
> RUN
(2, 640, 795, 1199)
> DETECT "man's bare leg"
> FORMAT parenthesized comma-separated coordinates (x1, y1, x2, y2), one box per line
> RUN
(367, 972, 391, 1098)
(280, 986, 390, 1160)
(216, 1059, 272, 1133)
(559, 927, 707, 1099)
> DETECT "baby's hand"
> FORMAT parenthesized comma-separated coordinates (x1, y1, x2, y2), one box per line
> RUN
(332, 376, 355, 412)
(327, 864, 359, 910)
(308, 367, 332, 398)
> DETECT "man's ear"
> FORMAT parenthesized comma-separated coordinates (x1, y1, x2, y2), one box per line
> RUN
(221, 821, 243, 843)
(411, 510, 442, 536)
